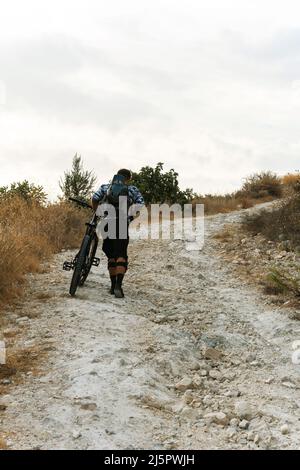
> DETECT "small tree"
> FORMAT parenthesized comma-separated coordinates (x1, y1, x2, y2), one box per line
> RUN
(59, 154, 97, 201)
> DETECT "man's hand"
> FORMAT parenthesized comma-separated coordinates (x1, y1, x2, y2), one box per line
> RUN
(92, 198, 99, 212)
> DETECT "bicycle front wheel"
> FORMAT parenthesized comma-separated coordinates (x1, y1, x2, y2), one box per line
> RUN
(69, 235, 91, 296)
(79, 235, 98, 287)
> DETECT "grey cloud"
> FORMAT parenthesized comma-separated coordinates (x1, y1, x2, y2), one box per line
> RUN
(222, 28, 300, 81)
(0, 35, 185, 129)
(252, 29, 300, 61)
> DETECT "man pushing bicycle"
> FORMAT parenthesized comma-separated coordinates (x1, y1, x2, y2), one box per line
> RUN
(92, 169, 144, 298)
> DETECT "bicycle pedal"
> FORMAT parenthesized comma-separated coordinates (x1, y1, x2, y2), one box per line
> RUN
(92, 257, 100, 267)
(63, 261, 74, 271)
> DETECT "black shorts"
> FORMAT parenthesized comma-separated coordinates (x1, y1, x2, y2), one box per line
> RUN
(102, 217, 129, 259)
(102, 237, 129, 259)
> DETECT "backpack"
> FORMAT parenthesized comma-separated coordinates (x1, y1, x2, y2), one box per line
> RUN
(106, 174, 129, 206)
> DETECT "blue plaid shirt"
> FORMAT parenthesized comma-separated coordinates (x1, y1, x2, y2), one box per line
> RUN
(92, 184, 144, 206)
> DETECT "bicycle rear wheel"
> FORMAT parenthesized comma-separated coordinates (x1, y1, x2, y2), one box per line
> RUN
(79, 235, 98, 286)
(69, 235, 91, 296)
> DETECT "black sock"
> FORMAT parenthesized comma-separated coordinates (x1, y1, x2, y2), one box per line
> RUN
(116, 274, 124, 288)
(110, 275, 116, 289)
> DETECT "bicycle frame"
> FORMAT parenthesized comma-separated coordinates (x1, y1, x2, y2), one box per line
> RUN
(85, 212, 99, 238)
(63, 198, 100, 273)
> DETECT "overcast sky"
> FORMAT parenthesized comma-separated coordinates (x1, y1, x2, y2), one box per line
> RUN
(0, 0, 300, 198)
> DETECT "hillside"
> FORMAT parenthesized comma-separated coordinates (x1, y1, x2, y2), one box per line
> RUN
(0, 202, 299, 449)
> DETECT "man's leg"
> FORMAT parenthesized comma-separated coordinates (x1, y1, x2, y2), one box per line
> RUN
(113, 234, 129, 298)
(103, 239, 117, 294)
(116, 257, 127, 275)
(108, 258, 117, 294)
(114, 257, 128, 298)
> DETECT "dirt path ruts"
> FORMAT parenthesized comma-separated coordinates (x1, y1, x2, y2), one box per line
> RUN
(1, 204, 300, 449)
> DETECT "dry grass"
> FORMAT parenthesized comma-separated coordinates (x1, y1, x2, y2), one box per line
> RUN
(282, 172, 300, 187)
(191, 171, 283, 216)
(213, 225, 235, 241)
(0, 197, 88, 307)
(243, 194, 300, 250)
(192, 194, 252, 215)
(0, 346, 43, 383)
(241, 188, 300, 301)
(192, 193, 275, 216)
(0, 339, 51, 442)
(34, 292, 52, 300)
(240, 171, 283, 198)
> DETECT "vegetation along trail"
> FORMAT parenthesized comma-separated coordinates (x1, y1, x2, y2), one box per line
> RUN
(1, 202, 300, 449)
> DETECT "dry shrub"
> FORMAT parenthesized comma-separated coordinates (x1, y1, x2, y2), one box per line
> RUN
(193, 194, 255, 215)
(213, 225, 235, 241)
(240, 171, 282, 199)
(40, 202, 88, 251)
(0, 197, 88, 305)
(238, 197, 255, 209)
(243, 193, 300, 250)
(191, 171, 283, 216)
(282, 172, 300, 187)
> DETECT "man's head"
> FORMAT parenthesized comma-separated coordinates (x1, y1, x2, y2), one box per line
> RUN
(117, 168, 132, 183)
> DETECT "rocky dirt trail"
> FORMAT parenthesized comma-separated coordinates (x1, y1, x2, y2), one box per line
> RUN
(1, 204, 300, 449)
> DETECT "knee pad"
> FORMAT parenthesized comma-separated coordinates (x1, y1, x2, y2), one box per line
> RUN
(116, 258, 128, 271)
(108, 259, 116, 269)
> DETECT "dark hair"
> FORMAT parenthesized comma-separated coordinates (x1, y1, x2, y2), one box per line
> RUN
(117, 168, 132, 180)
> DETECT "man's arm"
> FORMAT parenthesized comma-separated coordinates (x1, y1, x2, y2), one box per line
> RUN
(128, 186, 145, 220)
(91, 184, 108, 211)
(129, 186, 145, 206)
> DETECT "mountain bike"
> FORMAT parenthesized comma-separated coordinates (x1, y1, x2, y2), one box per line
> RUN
(63, 197, 100, 296)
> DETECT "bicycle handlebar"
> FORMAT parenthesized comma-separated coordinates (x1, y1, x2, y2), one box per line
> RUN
(68, 197, 93, 210)
(68, 197, 135, 222)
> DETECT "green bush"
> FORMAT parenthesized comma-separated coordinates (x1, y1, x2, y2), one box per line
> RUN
(265, 267, 300, 297)
(0, 180, 47, 205)
(131, 162, 196, 205)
